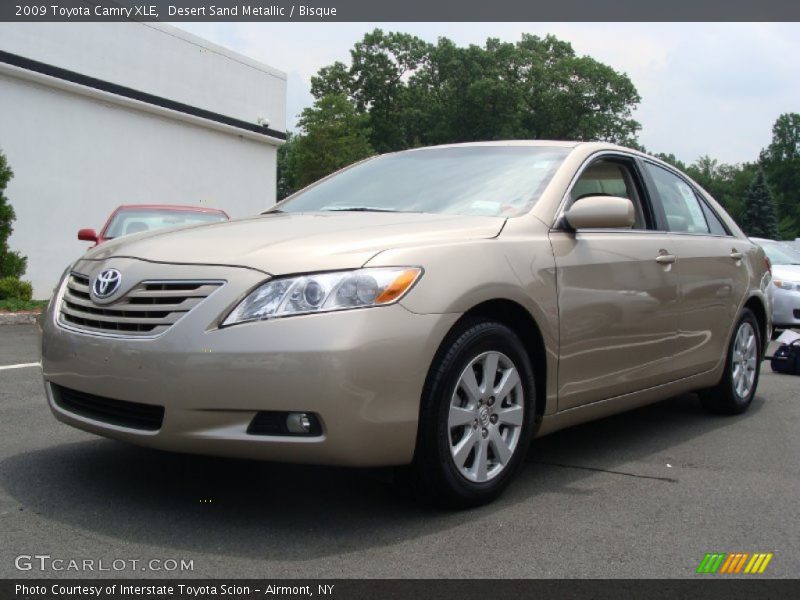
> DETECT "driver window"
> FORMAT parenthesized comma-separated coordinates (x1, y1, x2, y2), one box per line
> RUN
(570, 160, 647, 229)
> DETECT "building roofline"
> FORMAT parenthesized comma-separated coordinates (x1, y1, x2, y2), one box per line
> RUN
(149, 23, 287, 82)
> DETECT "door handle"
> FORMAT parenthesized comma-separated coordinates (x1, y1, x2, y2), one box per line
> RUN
(730, 250, 743, 260)
(656, 252, 676, 264)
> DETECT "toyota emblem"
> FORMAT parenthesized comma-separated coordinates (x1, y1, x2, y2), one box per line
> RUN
(93, 269, 122, 298)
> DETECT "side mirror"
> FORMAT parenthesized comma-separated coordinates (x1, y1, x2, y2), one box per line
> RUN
(562, 196, 635, 230)
(77, 228, 98, 242)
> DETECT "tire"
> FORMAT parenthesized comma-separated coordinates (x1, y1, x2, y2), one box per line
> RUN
(700, 308, 762, 415)
(409, 318, 536, 508)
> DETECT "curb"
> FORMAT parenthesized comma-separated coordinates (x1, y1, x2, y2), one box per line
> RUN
(0, 312, 41, 326)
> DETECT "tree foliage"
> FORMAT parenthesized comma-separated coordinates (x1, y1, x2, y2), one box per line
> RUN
(657, 113, 800, 239)
(279, 30, 641, 195)
(314, 31, 641, 151)
(759, 113, 800, 239)
(276, 32, 800, 240)
(0, 150, 27, 279)
(740, 170, 779, 239)
(280, 94, 373, 196)
(684, 157, 757, 225)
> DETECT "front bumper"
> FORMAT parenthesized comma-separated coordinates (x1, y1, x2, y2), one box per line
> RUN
(41, 259, 458, 466)
(772, 287, 800, 328)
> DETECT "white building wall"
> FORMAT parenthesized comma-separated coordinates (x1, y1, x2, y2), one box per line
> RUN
(0, 23, 286, 298)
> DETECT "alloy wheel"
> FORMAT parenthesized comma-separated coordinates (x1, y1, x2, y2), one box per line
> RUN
(447, 351, 524, 483)
(731, 321, 758, 399)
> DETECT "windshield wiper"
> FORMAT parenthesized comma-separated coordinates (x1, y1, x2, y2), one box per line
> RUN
(324, 207, 400, 213)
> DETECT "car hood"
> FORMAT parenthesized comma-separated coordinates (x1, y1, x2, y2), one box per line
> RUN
(84, 211, 506, 274)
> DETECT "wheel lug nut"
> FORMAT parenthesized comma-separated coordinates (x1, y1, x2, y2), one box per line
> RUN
(473, 420, 478, 429)
(482, 428, 488, 438)
(490, 414, 498, 424)
(488, 397, 495, 406)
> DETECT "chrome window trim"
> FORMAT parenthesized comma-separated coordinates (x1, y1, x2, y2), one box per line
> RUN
(551, 149, 649, 232)
(551, 150, 736, 239)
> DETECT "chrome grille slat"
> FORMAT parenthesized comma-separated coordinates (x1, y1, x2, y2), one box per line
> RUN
(67, 279, 90, 294)
(61, 305, 185, 325)
(58, 274, 222, 337)
(62, 292, 202, 312)
(126, 284, 221, 298)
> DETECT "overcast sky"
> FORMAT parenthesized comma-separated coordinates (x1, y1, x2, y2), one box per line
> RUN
(174, 22, 799, 166)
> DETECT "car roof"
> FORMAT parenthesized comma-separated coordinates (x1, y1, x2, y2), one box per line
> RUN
(114, 204, 227, 214)
(402, 140, 633, 150)
(400, 140, 655, 161)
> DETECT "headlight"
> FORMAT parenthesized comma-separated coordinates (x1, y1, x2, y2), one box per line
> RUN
(773, 279, 799, 290)
(221, 267, 423, 326)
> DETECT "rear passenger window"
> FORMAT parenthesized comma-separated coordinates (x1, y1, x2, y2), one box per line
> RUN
(645, 163, 710, 234)
(699, 200, 728, 236)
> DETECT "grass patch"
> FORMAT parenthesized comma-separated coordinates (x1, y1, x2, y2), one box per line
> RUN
(0, 298, 49, 312)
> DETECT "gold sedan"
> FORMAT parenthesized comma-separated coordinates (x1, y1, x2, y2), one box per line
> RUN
(41, 141, 771, 507)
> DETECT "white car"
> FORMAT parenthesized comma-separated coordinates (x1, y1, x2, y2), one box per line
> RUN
(753, 238, 800, 329)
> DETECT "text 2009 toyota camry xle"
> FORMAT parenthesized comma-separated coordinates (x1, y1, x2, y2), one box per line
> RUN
(41, 141, 772, 507)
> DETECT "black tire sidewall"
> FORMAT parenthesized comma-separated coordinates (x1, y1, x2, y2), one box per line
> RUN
(416, 320, 536, 506)
(722, 309, 762, 410)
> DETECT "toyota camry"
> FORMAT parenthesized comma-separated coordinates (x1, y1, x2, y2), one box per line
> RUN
(40, 141, 772, 507)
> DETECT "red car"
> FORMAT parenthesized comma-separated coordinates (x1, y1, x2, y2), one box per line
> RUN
(78, 204, 229, 246)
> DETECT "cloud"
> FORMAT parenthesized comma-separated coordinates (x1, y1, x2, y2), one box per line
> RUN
(172, 22, 800, 165)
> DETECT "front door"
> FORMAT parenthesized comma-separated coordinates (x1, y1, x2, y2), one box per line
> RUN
(550, 156, 680, 410)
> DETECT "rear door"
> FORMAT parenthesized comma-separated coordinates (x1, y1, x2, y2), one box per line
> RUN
(550, 154, 680, 410)
(641, 161, 749, 377)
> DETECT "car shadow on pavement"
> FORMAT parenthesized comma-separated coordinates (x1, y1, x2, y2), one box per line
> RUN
(0, 392, 765, 561)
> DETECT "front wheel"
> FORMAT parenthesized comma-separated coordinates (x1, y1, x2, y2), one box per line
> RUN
(700, 308, 762, 415)
(409, 319, 536, 508)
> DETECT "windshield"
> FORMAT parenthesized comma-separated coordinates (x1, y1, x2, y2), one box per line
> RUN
(104, 209, 227, 239)
(276, 146, 570, 218)
(761, 242, 800, 266)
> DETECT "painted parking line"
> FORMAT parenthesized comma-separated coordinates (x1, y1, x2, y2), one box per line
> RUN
(0, 362, 41, 371)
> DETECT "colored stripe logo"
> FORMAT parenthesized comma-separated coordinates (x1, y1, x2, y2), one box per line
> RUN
(697, 552, 773, 574)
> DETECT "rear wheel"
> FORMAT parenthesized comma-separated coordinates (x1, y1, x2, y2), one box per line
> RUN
(409, 319, 535, 508)
(700, 308, 761, 415)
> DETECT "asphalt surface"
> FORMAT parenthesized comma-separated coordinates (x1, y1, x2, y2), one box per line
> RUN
(1, 324, 798, 579)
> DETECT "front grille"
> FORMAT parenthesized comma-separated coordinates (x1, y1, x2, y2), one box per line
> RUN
(59, 273, 222, 337)
(52, 384, 164, 431)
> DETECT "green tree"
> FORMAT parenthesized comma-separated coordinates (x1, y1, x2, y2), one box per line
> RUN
(309, 30, 641, 156)
(684, 157, 757, 224)
(276, 132, 297, 201)
(759, 113, 800, 239)
(288, 94, 374, 190)
(740, 170, 779, 239)
(0, 150, 26, 279)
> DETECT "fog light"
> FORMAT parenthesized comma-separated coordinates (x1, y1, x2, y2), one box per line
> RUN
(286, 412, 312, 434)
(247, 411, 322, 436)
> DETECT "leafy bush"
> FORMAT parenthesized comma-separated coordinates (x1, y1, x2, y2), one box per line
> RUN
(0, 298, 47, 312)
(0, 149, 27, 279)
(0, 277, 33, 301)
(0, 251, 26, 279)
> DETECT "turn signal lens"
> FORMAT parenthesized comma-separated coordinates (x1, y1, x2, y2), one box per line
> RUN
(375, 269, 423, 304)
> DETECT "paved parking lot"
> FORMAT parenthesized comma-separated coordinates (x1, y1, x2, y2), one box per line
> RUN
(1, 324, 798, 578)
